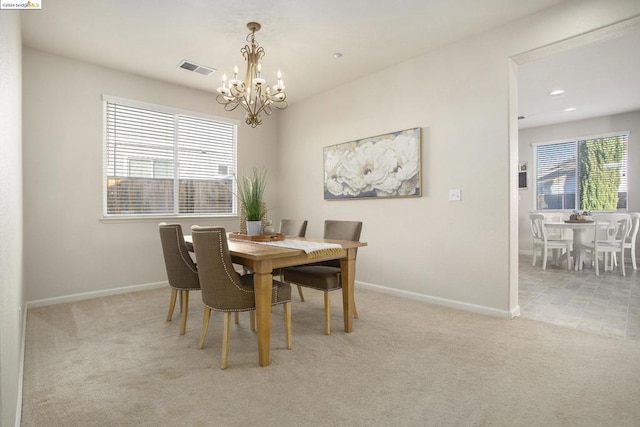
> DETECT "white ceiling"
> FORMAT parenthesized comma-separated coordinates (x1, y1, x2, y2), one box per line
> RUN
(518, 27, 640, 129)
(20, 0, 640, 128)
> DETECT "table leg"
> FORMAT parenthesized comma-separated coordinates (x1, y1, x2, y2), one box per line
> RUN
(340, 248, 356, 333)
(253, 260, 273, 367)
(573, 228, 588, 271)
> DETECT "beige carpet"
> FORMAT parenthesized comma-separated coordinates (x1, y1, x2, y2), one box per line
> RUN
(22, 287, 640, 426)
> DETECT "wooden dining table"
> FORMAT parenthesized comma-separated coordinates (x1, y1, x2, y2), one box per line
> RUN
(184, 234, 367, 367)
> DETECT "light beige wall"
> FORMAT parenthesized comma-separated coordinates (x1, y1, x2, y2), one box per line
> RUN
(21, 1, 640, 314)
(0, 11, 24, 427)
(519, 110, 640, 254)
(22, 48, 281, 302)
(276, 1, 640, 314)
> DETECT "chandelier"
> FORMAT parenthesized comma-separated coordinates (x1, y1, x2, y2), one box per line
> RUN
(216, 22, 287, 128)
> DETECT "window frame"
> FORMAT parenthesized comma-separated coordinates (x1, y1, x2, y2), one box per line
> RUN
(102, 95, 239, 221)
(532, 130, 629, 212)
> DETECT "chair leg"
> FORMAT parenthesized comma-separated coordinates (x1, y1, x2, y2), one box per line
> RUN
(180, 290, 189, 335)
(221, 312, 231, 370)
(297, 285, 305, 302)
(198, 307, 211, 349)
(633, 246, 637, 270)
(542, 246, 548, 270)
(179, 290, 183, 313)
(234, 312, 240, 324)
(166, 288, 177, 322)
(284, 302, 292, 350)
(620, 250, 626, 277)
(250, 310, 256, 332)
(324, 291, 331, 335)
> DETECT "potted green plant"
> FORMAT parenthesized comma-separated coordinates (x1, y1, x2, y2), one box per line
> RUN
(236, 167, 268, 235)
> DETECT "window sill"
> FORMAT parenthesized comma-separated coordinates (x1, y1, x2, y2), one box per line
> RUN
(100, 214, 238, 224)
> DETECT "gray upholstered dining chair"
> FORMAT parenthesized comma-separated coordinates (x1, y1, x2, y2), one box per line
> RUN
(190, 225, 292, 369)
(278, 219, 308, 300)
(158, 223, 200, 335)
(279, 219, 308, 238)
(283, 220, 362, 335)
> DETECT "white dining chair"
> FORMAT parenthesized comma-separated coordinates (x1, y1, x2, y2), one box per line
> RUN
(624, 212, 640, 270)
(577, 213, 631, 276)
(610, 211, 640, 271)
(529, 213, 573, 270)
(539, 211, 569, 240)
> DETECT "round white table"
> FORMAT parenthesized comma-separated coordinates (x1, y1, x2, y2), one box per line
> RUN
(544, 221, 595, 271)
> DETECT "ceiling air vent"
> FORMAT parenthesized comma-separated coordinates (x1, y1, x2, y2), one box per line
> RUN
(177, 60, 215, 76)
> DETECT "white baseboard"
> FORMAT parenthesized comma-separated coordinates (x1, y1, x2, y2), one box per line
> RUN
(356, 280, 518, 319)
(510, 304, 521, 318)
(24, 278, 520, 319)
(25, 281, 168, 309)
(15, 301, 27, 427)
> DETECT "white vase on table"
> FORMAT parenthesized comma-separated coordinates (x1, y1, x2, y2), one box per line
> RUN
(246, 220, 262, 236)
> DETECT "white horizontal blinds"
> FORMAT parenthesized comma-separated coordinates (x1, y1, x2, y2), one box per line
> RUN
(106, 102, 175, 214)
(535, 141, 576, 210)
(535, 132, 628, 211)
(104, 98, 236, 216)
(177, 115, 234, 214)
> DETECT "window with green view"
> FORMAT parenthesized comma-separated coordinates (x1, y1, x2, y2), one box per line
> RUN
(534, 132, 628, 211)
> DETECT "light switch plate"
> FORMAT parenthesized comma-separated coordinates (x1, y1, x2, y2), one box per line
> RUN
(448, 189, 461, 201)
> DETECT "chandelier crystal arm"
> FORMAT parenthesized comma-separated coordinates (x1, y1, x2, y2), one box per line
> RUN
(216, 22, 287, 128)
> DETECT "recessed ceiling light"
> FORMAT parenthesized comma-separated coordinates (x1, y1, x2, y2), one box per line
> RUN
(548, 90, 565, 96)
(333, 53, 343, 59)
(564, 107, 576, 112)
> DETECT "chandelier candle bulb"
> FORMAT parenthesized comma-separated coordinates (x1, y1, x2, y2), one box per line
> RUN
(273, 70, 285, 91)
(217, 74, 230, 95)
(253, 64, 266, 86)
(228, 66, 241, 87)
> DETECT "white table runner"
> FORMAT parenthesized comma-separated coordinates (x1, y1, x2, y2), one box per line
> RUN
(256, 239, 345, 258)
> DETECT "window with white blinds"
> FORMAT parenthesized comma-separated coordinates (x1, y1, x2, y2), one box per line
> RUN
(104, 97, 236, 217)
(534, 132, 628, 211)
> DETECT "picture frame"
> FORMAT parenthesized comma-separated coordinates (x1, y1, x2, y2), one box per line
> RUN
(519, 161, 528, 189)
(324, 127, 422, 200)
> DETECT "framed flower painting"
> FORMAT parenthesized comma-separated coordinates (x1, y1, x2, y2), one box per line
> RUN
(324, 127, 422, 200)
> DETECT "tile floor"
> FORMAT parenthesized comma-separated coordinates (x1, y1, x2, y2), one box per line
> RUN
(519, 254, 640, 341)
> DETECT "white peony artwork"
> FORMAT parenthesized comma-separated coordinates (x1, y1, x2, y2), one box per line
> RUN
(324, 127, 421, 200)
